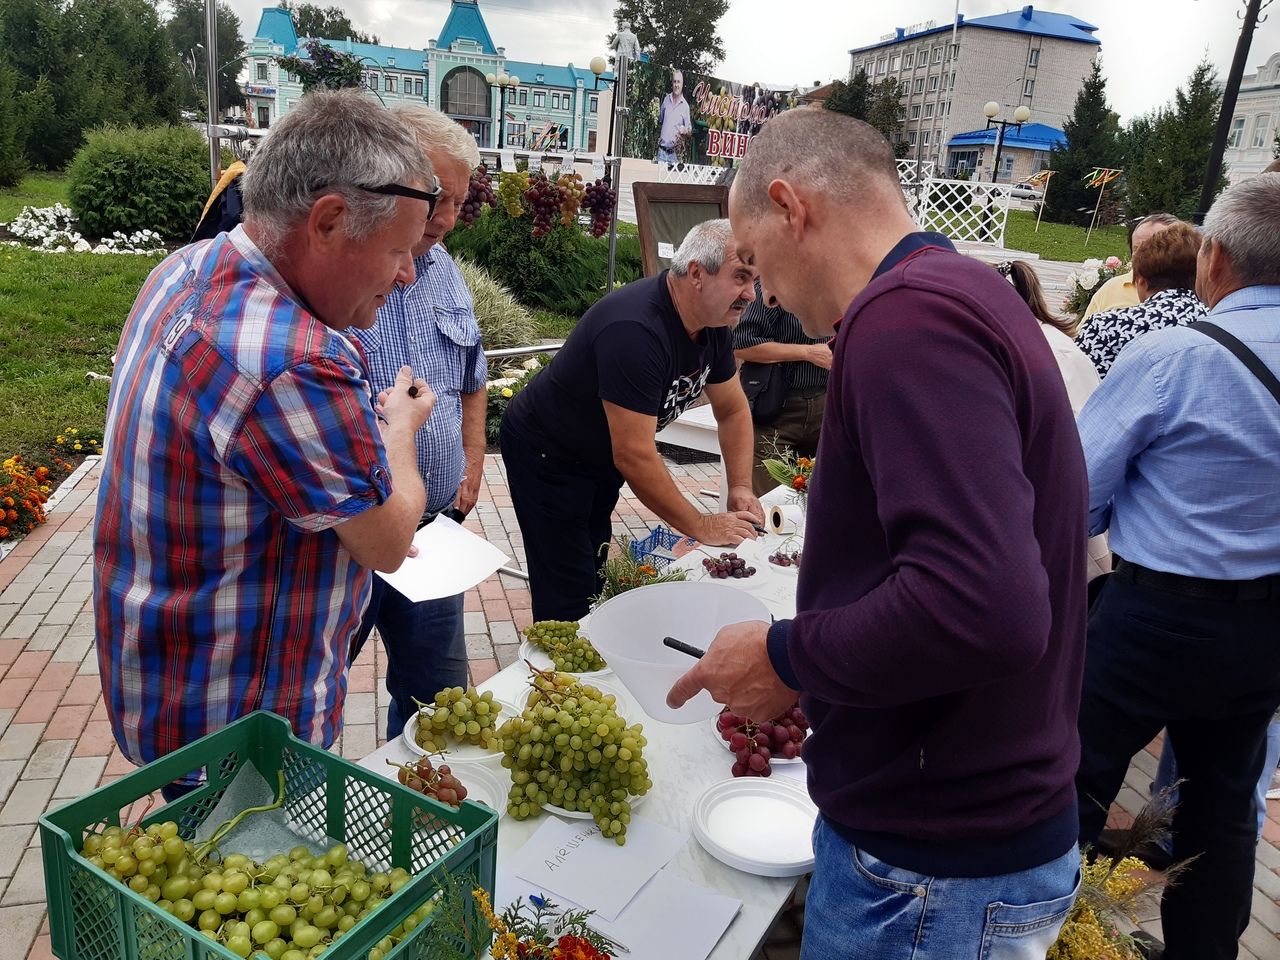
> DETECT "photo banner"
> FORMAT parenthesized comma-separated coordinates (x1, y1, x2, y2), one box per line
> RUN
(622, 61, 799, 166)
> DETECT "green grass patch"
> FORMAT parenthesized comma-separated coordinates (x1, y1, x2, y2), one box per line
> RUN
(532, 309, 578, 341)
(0, 172, 70, 223)
(1004, 210, 1128, 263)
(0, 245, 160, 463)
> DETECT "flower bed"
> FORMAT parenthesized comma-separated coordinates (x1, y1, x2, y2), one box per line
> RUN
(2, 203, 166, 255)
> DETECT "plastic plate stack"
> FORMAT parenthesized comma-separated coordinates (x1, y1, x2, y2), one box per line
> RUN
(692, 777, 818, 877)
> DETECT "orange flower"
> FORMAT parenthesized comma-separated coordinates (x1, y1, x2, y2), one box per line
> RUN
(791, 475, 807, 491)
(0, 526, 9, 539)
(796, 457, 814, 469)
(5, 509, 17, 522)
(2, 497, 11, 507)
(636, 563, 657, 577)
(552, 935, 608, 960)
(34, 466, 48, 480)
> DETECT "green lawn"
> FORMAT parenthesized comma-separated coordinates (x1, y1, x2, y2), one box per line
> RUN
(1004, 209, 1128, 263)
(0, 172, 70, 223)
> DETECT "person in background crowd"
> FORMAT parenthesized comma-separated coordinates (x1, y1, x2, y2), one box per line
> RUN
(346, 104, 487, 740)
(1081, 212, 1181, 320)
(732, 281, 830, 495)
(501, 219, 764, 622)
(93, 90, 437, 800)
(1076, 221, 1207, 378)
(1074, 174, 1280, 960)
(657, 69, 692, 164)
(999, 260, 1109, 583)
(670, 109, 1086, 957)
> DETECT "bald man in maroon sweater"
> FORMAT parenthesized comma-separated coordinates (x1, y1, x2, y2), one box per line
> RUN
(669, 110, 1088, 956)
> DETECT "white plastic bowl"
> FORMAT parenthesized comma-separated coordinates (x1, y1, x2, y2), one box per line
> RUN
(587, 581, 772, 724)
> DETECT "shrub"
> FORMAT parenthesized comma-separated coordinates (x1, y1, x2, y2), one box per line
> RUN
(67, 125, 208, 241)
(454, 258, 540, 350)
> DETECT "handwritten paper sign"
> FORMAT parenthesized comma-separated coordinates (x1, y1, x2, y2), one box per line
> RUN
(528, 154, 543, 175)
(560, 152, 575, 174)
(591, 156, 606, 180)
(500, 149, 516, 173)
(657, 241, 676, 260)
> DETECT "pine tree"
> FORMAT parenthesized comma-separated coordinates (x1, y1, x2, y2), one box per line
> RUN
(1045, 59, 1120, 226)
(166, 0, 248, 112)
(0, 61, 27, 188)
(1123, 59, 1226, 219)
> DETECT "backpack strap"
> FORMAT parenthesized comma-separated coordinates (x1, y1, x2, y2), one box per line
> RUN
(1189, 320, 1280, 408)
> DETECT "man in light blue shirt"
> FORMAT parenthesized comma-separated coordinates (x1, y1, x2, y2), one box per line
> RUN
(657, 70, 692, 163)
(348, 104, 489, 739)
(1074, 173, 1280, 960)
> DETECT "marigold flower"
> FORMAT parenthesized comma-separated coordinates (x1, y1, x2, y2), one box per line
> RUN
(791, 475, 807, 490)
(2, 497, 12, 508)
(73, 443, 82, 451)
(5, 510, 17, 522)
(0, 526, 9, 539)
(501, 388, 514, 398)
(636, 564, 657, 577)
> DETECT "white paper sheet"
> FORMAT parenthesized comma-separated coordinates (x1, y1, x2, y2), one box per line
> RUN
(375, 516, 510, 603)
(494, 863, 741, 960)
(505, 815, 687, 922)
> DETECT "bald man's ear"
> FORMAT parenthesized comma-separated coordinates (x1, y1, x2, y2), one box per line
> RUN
(767, 179, 807, 238)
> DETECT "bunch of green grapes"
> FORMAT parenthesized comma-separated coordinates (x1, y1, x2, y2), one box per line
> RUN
(414, 686, 502, 754)
(498, 671, 651, 845)
(497, 170, 529, 217)
(79, 825, 419, 959)
(523, 620, 607, 673)
(557, 172, 585, 227)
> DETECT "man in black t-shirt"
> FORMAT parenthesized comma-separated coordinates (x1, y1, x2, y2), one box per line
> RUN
(500, 219, 766, 621)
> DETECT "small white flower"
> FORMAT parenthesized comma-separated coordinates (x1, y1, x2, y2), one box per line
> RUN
(1081, 258, 1103, 273)
(1078, 271, 1100, 291)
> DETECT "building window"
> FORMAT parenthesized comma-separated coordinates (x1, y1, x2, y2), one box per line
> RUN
(877, 58, 887, 74)
(910, 104, 921, 120)
(904, 52, 914, 69)
(387, 57, 395, 67)
(889, 54, 900, 71)
(945, 100, 951, 117)
(1000, 154, 1015, 179)
(922, 129, 931, 146)
(932, 46, 943, 64)
(256, 62, 268, 81)
(1228, 116, 1245, 148)
(385, 75, 396, 93)
(908, 131, 918, 146)
(928, 75, 939, 93)
(924, 103, 934, 119)
(414, 78, 423, 97)
(1028, 49, 1040, 67)
(914, 78, 924, 94)
(368, 73, 379, 90)
(257, 105, 270, 128)
(590, 95, 598, 114)
(550, 93, 559, 109)
(1023, 78, 1035, 97)
(1252, 115, 1271, 148)
(519, 89, 527, 105)
(440, 66, 489, 118)
(534, 90, 545, 107)
(949, 42, 959, 60)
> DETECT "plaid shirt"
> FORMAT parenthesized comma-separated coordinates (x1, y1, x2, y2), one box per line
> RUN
(93, 226, 393, 768)
(351, 246, 487, 513)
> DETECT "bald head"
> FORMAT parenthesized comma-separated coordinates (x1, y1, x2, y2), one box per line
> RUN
(732, 108, 901, 218)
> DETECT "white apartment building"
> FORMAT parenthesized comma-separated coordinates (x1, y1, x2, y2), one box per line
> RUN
(1223, 51, 1280, 181)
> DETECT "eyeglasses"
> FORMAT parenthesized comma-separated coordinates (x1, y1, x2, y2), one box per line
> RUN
(361, 176, 442, 218)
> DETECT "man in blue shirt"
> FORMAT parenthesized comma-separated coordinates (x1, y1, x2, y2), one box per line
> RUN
(348, 105, 488, 739)
(1075, 173, 1280, 960)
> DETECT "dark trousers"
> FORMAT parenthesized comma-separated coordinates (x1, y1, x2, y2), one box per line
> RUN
(751, 389, 825, 497)
(1075, 568, 1280, 960)
(500, 416, 622, 623)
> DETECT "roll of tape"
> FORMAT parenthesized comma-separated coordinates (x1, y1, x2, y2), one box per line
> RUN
(768, 504, 786, 536)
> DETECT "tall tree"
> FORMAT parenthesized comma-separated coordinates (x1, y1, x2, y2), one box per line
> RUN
(0, 59, 27, 187)
(279, 2, 378, 44)
(825, 71, 908, 157)
(824, 69, 870, 122)
(1044, 59, 1121, 226)
(166, 0, 247, 113)
(609, 0, 729, 75)
(1123, 59, 1226, 219)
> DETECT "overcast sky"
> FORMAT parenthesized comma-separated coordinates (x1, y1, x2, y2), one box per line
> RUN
(218, 0, 1280, 123)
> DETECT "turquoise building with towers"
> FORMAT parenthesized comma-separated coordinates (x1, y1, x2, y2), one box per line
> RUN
(244, 0, 609, 153)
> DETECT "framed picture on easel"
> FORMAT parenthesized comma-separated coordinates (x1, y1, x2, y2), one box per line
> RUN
(632, 181, 730, 277)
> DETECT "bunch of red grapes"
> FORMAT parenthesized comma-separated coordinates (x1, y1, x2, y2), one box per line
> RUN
(583, 177, 616, 238)
(768, 549, 802, 568)
(716, 704, 810, 777)
(524, 172, 566, 237)
(703, 551, 756, 579)
(458, 164, 497, 227)
(388, 755, 469, 807)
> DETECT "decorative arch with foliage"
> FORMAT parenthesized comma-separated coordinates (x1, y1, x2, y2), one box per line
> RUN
(275, 39, 364, 93)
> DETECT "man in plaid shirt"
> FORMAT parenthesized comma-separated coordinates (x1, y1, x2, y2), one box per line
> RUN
(93, 91, 438, 797)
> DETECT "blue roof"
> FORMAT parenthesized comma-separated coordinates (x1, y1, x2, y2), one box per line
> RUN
(254, 7, 298, 48)
(947, 122, 1066, 151)
(306, 37, 429, 72)
(850, 6, 1100, 55)
(436, 0, 497, 56)
(505, 60, 611, 89)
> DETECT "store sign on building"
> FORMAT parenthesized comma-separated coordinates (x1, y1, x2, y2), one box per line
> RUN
(244, 85, 276, 96)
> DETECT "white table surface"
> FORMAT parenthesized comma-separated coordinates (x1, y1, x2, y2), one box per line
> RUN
(359, 498, 807, 960)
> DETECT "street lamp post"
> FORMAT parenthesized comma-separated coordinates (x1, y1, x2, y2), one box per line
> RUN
(486, 72, 519, 150)
(588, 56, 616, 157)
(984, 100, 1031, 184)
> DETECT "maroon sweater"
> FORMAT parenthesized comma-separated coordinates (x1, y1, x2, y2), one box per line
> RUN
(767, 234, 1087, 876)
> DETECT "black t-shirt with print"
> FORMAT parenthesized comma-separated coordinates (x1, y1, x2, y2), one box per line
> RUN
(505, 271, 736, 472)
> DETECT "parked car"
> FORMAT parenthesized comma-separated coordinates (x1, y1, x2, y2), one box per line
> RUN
(1009, 181, 1045, 201)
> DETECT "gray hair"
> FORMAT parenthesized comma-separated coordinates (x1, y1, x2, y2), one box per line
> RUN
(732, 108, 899, 218)
(1201, 173, 1280, 287)
(241, 89, 430, 259)
(391, 102, 481, 170)
(670, 218, 734, 276)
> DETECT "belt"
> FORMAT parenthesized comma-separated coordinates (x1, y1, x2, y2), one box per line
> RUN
(1114, 558, 1280, 603)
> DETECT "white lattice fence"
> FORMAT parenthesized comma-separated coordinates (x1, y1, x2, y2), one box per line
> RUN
(896, 159, 936, 189)
(916, 178, 1014, 247)
(657, 162, 725, 185)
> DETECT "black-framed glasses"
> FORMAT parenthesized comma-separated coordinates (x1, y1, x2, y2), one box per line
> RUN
(361, 175, 442, 218)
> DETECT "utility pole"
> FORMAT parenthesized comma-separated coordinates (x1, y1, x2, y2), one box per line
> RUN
(1198, 0, 1271, 221)
(205, 0, 221, 187)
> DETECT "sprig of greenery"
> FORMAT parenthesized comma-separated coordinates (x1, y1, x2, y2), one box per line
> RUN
(593, 535, 687, 604)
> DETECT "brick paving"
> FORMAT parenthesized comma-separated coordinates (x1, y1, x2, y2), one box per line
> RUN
(1, 456, 1278, 959)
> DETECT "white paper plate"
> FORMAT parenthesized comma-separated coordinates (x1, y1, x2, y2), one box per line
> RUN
(507, 673, 639, 723)
(543, 789, 649, 820)
(445, 761, 507, 820)
(517, 637, 612, 680)
(401, 698, 520, 766)
(692, 777, 818, 877)
(709, 715, 804, 764)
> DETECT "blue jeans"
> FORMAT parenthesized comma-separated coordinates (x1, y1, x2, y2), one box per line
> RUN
(349, 577, 469, 740)
(1153, 715, 1280, 847)
(801, 818, 1080, 959)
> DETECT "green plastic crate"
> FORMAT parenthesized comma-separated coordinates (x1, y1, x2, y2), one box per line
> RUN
(40, 711, 498, 960)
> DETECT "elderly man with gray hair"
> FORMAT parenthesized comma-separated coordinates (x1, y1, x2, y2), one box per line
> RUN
(94, 90, 437, 801)
(346, 103, 490, 739)
(1073, 173, 1280, 960)
(500, 219, 764, 621)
